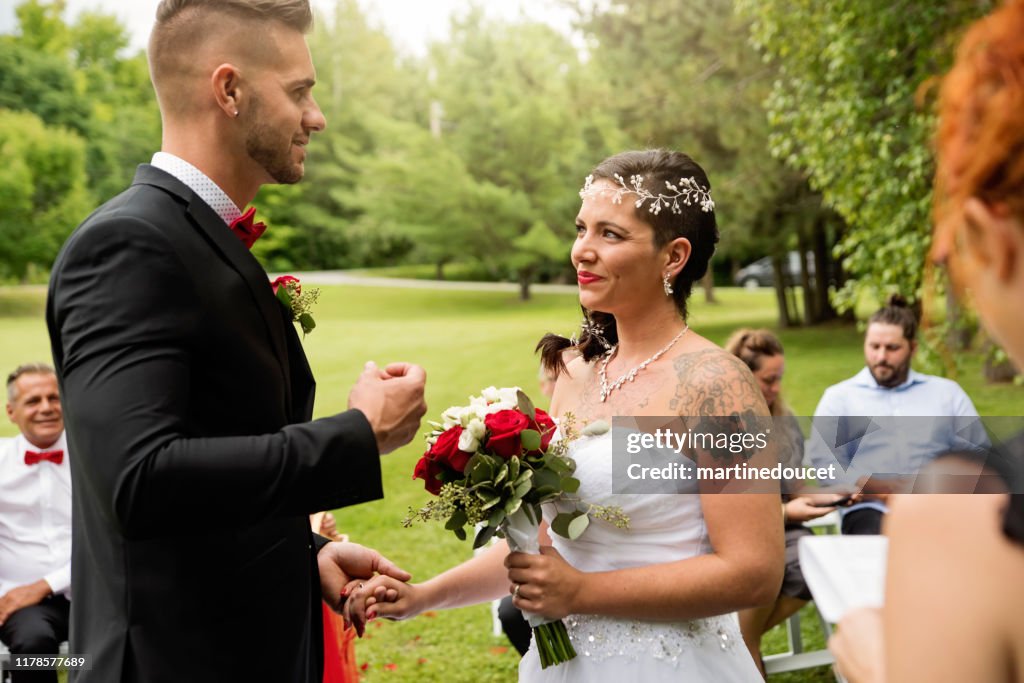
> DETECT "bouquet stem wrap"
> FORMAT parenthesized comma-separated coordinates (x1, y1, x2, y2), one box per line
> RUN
(501, 508, 577, 669)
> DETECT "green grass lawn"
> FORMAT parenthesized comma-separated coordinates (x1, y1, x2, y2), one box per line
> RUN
(2, 283, 1021, 682)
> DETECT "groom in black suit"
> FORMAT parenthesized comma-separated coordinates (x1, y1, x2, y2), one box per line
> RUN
(45, 1, 426, 681)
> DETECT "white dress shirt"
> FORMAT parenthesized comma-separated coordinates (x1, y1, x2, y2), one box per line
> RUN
(0, 432, 72, 597)
(151, 151, 242, 225)
(807, 368, 989, 515)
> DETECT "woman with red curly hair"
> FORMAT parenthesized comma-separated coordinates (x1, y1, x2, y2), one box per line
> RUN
(830, 2, 1024, 681)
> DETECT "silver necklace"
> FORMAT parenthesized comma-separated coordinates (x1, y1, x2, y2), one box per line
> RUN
(598, 325, 689, 402)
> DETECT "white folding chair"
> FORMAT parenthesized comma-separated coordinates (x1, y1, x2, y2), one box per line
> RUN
(762, 510, 843, 681)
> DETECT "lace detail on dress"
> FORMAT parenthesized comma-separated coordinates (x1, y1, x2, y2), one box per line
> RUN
(564, 613, 741, 665)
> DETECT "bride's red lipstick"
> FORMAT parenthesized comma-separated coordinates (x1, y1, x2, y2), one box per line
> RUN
(577, 270, 603, 285)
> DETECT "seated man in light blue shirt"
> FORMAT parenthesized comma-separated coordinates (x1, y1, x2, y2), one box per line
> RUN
(807, 295, 989, 534)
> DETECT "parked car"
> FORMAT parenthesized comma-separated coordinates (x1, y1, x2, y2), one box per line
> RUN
(734, 251, 812, 289)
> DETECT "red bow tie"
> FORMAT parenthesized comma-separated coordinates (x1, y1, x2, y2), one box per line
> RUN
(228, 207, 267, 249)
(25, 450, 64, 466)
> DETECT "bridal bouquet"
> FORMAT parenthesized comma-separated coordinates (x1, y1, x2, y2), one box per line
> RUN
(405, 386, 627, 669)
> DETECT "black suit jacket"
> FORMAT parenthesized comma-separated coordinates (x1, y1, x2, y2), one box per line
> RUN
(46, 165, 383, 682)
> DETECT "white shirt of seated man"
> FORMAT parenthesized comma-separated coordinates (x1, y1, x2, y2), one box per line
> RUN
(0, 369, 72, 626)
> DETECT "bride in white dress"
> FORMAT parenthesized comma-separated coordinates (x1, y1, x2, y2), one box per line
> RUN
(349, 149, 783, 681)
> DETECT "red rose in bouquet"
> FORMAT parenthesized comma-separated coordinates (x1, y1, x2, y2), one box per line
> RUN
(413, 456, 446, 495)
(414, 426, 474, 494)
(484, 408, 557, 458)
(483, 410, 530, 458)
(530, 409, 557, 452)
(429, 425, 474, 472)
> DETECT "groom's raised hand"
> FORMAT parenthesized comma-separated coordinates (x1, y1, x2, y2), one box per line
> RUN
(348, 361, 427, 454)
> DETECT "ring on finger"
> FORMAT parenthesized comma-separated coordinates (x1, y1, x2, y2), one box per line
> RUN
(513, 583, 521, 598)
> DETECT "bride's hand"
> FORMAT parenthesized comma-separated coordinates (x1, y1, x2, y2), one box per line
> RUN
(505, 545, 582, 620)
(344, 575, 423, 635)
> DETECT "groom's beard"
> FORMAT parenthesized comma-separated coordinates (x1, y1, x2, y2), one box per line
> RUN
(243, 95, 304, 185)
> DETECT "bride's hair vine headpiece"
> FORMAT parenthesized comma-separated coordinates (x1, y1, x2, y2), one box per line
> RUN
(579, 172, 715, 214)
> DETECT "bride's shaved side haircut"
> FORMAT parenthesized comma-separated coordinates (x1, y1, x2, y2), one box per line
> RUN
(148, 0, 313, 111)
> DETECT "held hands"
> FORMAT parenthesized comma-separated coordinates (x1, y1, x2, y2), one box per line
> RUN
(0, 579, 52, 626)
(343, 575, 423, 636)
(505, 546, 582, 621)
(348, 361, 427, 454)
(318, 541, 411, 616)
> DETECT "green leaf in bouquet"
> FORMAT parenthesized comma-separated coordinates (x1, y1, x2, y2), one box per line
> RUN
(445, 509, 468, 531)
(469, 457, 494, 485)
(581, 419, 611, 436)
(522, 503, 541, 526)
(275, 286, 293, 307)
(520, 429, 541, 452)
(507, 456, 521, 482)
(533, 468, 561, 491)
(513, 469, 532, 487)
(477, 489, 501, 510)
(552, 511, 589, 540)
(560, 476, 580, 494)
(516, 390, 537, 420)
(550, 512, 576, 539)
(547, 456, 572, 476)
(567, 513, 590, 540)
(473, 524, 497, 549)
(494, 463, 509, 487)
(504, 496, 523, 515)
(488, 507, 506, 527)
(514, 478, 533, 500)
(299, 313, 315, 335)
(523, 452, 546, 467)
(453, 526, 467, 541)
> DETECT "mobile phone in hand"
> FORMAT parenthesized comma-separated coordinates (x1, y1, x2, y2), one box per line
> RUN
(809, 494, 853, 508)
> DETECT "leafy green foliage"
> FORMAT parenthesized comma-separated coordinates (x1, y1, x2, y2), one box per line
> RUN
(735, 0, 993, 311)
(0, 109, 92, 281)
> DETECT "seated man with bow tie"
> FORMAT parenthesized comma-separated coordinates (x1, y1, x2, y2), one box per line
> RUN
(0, 364, 70, 683)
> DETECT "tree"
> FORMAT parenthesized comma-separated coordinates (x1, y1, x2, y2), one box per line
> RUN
(251, 0, 428, 270)
(0, 109, 92, 281)
(422, 10, 618, 298)
(3, 1, 160, 203)
(572, 0, 841, 322)
(735, 0, 993, 312)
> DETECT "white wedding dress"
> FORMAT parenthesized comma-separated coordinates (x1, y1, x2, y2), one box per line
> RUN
(518, 430, 761, 682)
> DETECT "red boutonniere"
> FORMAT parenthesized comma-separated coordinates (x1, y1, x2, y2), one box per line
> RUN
(271, 275, 319, 336)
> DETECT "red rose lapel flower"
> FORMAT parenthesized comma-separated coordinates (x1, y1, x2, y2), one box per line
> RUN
(270, 275, 319, 336)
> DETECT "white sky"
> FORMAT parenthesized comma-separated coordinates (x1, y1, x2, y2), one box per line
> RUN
(0, 0, 577, 56)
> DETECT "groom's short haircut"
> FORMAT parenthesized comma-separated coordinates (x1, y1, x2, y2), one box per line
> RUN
(148, 0, 313, 117)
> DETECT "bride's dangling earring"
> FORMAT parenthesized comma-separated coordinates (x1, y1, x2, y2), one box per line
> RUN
(663, 272, 674, 296)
